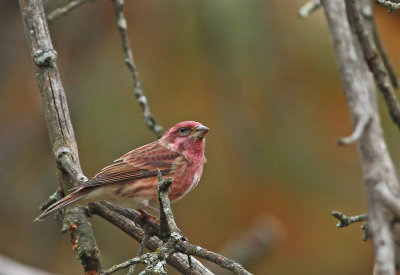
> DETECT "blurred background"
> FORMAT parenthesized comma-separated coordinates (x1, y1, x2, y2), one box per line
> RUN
(1, 0, 400, 274)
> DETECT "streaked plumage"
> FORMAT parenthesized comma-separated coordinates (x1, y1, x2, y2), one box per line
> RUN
(35, 121, 208, 221)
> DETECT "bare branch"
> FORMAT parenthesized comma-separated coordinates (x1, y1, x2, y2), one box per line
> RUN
(299, 0, 321, 18)
(331, 211, 368, 227)
(90, 177, 253, 275)
(178, 241, 253, 275)
(157, 170, 179, 238)
(127, 235, 149, 275)
(322, 0, 400, 273)
(111, 0, 163, 138)
(364, 9, 399, 88)
(47, 0, 94, 21)
(376, 0, 400, 11)
(346, 0, 400, 131)
(337, 115, 370, 145)
(90, 202, 214, 275)
(101, 255, 145, 275)
(18, 0, 101, 272)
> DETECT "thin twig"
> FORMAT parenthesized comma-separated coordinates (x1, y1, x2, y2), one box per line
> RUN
(111, 0, 163, 138)
(157, 169, 179, 237)
(178, 241, 252, 275)
(127, 235, 149, 275)
(363, 8, 399, 88)
(299, 0, 321, 18)
(331, 211, 368, 227)
(375, 0, 400, 11)
(90, 180, 252, 275)
(346, 0, 400, 131)
(47, 0, 94, 21)
(101, 255, 145, 275)
(337, 115, 370, 145)
(89, 202, 214, 275)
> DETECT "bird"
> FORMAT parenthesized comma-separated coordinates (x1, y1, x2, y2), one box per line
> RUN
(35, 121, 209, 221)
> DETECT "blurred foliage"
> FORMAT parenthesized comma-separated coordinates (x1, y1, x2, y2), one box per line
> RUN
(1, 0, 400, 274)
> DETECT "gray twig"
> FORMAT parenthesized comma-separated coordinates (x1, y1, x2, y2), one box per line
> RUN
(375, 0, 400, 11)
(101, 255, 145, 275)
(346, 0, 400, 131)
(299, 0, 321, 18)
(337, 115, 370, 145)
(157, 169, 179, 238)
(18, 0, 101, 272)
(47, 0, 94, 21)
(331, 211, 368, 227)
(366, 12, 399, 88)
(128, 235, 149, 275)
(89, 202, 214, 275)
(361, 223, 371, 241)
(178, 241, 252, 275)
(111, 0, 163, 138)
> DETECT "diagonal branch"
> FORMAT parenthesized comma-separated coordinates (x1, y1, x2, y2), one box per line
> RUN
(90, 174, 252, 275)
(111, 0, 163, 138)
(299, 0, 321, 18)
(18, 0, 101, 272)
(47, 0, 95, 21)
(367, 14, 398, 89)
(375, 0, 400, 11)
(89, 202, 214, 275)
(346, 0, 400, 131)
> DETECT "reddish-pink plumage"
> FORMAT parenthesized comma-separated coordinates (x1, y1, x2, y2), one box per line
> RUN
(35, 121, 208, 221)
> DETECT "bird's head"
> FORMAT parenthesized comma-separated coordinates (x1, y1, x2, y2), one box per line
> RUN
(162, 121, 209, 155)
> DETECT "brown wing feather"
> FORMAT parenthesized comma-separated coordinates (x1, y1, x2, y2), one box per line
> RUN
(77, 141, 185, 188)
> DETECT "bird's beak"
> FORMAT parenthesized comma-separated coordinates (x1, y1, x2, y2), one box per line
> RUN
(192, 125, 209, 139)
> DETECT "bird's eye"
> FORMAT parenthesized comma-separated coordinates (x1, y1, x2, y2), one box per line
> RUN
(178, 127, 189, 136)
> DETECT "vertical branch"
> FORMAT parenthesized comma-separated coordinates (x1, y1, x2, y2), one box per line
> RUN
(111, 0, 163, 138)
(18, 0, 101, 273)
(322, 0, 400, 273)
(346, 0, 400, 131)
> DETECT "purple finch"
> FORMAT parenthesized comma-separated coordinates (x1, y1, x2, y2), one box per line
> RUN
(36, 121, 208, 221)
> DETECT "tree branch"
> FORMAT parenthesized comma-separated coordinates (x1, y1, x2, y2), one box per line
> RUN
(375, 0, 400, 11)
(346, 0, 400, 131)
(331, 211, 368, 227)
(89, 202, 214, 275)
(91, 173, 252, 275)
(18, 0, 101, 272)
(47, 0, 94, 21)
(366, 10, 399, 89)
(299, 0, 321, 18)
(322, 0, 400, 273)
(337, 115, 371, 145)
(111, 0, 163, 138)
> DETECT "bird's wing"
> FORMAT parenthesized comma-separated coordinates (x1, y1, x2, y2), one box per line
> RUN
(76, 141, 187, 189)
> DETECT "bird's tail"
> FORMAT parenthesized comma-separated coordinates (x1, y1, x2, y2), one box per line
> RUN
(34, 188, 89, 221)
